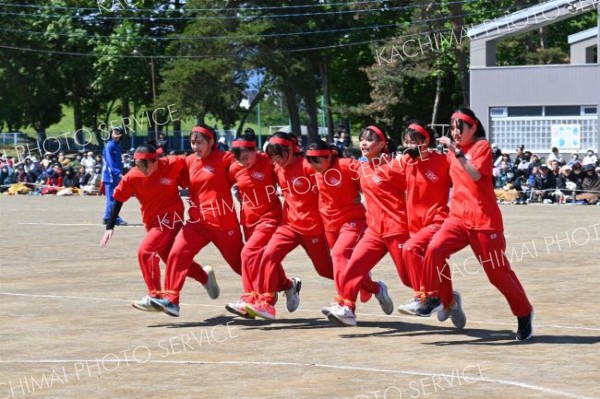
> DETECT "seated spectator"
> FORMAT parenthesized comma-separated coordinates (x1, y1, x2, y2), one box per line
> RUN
(533, 164, 557, 202)
(516, 151, 532, 179)
(0, 165, 14, 193)
(576, 164, 600, 204)
(570, 162, 585, 193)
(75, 165, 90, 188)
(548, 159, 560, 179)
(494, 161, 520, 203)
(58, 152, 71, 167)
(514, 145, 526, 166)
(41, 165, 64, 195)
(554, 164, 573, 202)
(494, 152, 513, 168)
(82, 165, 102, 195)
(567, 152, 581, 167)
(40, 153, 52, 169)
(81, 151, 96, 175)
(61, 166, 78, 188)
(71, 152, 83, 170)
(582, 149, 597, 166)
(546, 147, 565, 166)
(491, 143, 502, 162)
(528, 153, 542, 173)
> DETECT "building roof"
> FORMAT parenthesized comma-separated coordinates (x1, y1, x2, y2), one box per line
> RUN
(568, 27, 598, 44)
(468, 0, 599, 42)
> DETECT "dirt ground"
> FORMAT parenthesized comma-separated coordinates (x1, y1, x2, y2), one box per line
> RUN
(0, 196, 599, 399)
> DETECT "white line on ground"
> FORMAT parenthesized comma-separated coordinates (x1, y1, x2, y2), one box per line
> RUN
(0, 359, 594, 399)
(1, 291, 599, 332)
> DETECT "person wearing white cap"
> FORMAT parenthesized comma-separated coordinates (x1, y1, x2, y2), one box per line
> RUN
(82, 151, 96, 175)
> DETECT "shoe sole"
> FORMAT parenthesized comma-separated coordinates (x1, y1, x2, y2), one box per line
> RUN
(225, 304, 255, 319)
(150, 298, 180, 317)
(204, 266, 220, 300)
(398, 306, 420, 316)
(417, 303, 444, 317)
(327, 313, 356, 327)
(131, 303, 161, 312)
(286, 278, 302, 313)
(245, 305, 275, 320)
(450, 292, 467, 329)
(376, 282, 394, 315)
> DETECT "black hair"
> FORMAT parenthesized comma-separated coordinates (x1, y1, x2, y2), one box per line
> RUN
(266, 131, 301, 158)
(450, 107, 486, 138)
(232, 130, 257, 161)
(404, 120, 435, 146)
(306, 139, 337, 164)
(190, 123, 217, 150)
(358, 125, 395, 155)
(134, 140, 160, 170)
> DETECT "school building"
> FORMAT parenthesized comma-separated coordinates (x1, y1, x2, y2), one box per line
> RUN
(468, 0, 600, 155)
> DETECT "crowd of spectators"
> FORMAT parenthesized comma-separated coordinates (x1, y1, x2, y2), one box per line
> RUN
(493, 145, 600, 205)
(0, 148, 136, 196)
(2, 141, 599, 206)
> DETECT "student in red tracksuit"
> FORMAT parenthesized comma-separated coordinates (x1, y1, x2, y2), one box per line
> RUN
(100, 141, 217, 312)
(151, 125, 244, 317)
(395, 121, 466, 329)
(245, 132, 334, 320)
(323, 125, 409, 327)
(305, 140, 382, 308)
(225, 130, 283, 319)
(419, 108, 534, 341)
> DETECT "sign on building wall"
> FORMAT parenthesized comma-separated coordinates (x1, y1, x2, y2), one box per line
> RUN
(551, 124, 581, 150)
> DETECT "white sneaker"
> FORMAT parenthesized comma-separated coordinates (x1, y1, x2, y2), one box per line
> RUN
(437, 291, 467, 329)
(284, 277, 301, 312)
(132, 295, 161, 312)
(374, 281, 394, 315)
(202, 266, 220, 299)
(327, 304, 357, 327)
(398, 297, 422, 316)
(449, 291, 466, 329)
(225, 300, 254, 319)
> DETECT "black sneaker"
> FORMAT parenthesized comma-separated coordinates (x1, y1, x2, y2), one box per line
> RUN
(516, 311, 534, 341)
(416, 296, 443, 317)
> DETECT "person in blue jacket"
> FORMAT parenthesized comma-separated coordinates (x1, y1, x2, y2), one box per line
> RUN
(102, 127, 127, 225)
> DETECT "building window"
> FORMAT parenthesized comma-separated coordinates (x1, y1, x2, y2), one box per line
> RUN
(545, 106, 581, 116)
(507, 106, 543, 117)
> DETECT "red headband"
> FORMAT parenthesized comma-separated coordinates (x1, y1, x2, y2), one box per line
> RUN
(451, 112, 478, 127)
(191, 126, 217, 149)
(192, 125, 215, 138)
(232, 140, 257, 149)
(306, 149, 333, 157)
(269, 137, 294, 147)
(366, 125, 386, 144)
(408, 123, 430, 140)
(134, 147, 163, 160)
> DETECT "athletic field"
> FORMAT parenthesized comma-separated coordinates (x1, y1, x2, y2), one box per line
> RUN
(0, 196, 598, 399)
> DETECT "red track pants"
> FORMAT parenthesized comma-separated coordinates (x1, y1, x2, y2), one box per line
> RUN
(402, 223, 453, 305)
(337, 227, 410, 308)
(138, 224, 206, 297)
(325, 220, 376, 297)
(422, 216, 533, 317)
(261, 224, 333, 301)
(163, 222, 243, 304)
(241, 219, 279, 293)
